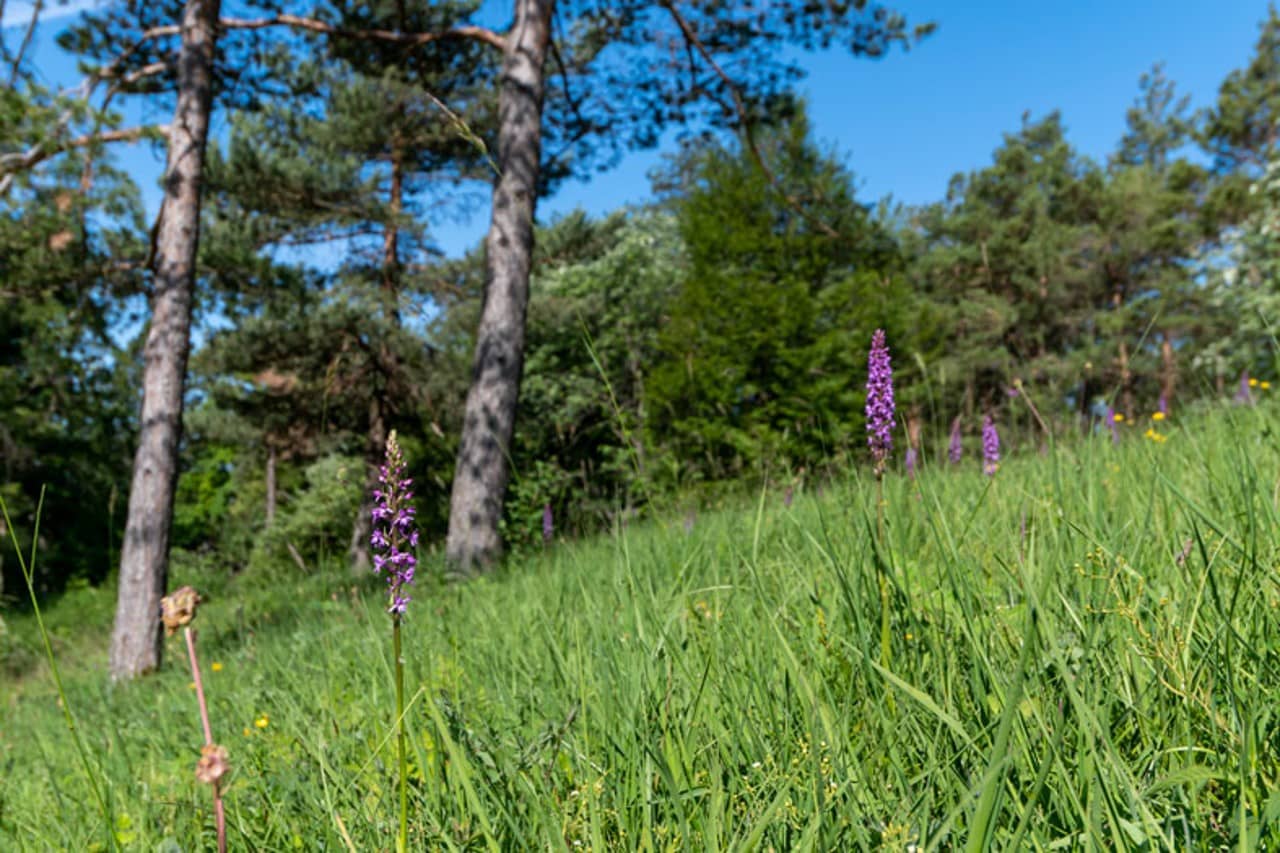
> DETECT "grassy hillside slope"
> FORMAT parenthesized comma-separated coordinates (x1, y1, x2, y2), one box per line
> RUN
(3, 402, 1280, 849)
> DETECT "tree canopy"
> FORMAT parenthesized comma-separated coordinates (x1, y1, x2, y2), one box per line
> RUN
(2, 2, 1279, 604)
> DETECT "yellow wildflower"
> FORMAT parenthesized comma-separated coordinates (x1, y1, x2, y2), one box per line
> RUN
(1144, 428, 1168, 444)
(1263, 381, 1272, 390)
(1151, 412, 1165, 422)
(211, 661, 223, 673)
(254, 714, 269, 730)
(1113, 412, 1125, 423)
(1249, 377, 1259, 387)
(243, 727, 251, 737)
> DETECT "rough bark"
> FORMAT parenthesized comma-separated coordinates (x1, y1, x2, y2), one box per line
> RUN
(109, 0, 220, 681)
(445, 0, 552, 573)
(264, 444, 277, 527)
(1118, 339, 1134, 415)
(349, 391, 387, 573)
(381, 144, 403, 297)
(1160, 334, 1176, 408)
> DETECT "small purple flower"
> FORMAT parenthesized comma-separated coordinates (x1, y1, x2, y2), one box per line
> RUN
(982, 414, 1000, 476)
(542, 503, 553, 545)
(948, 416, 962, 464)
(904, 447, 918, 479)
(865, 329, 895, 478)
(1105, 406, 1120, 445)
(1157, 394, 1168, 416)
(371, 431, 416, 616)
(1235, 370, 1253, 405)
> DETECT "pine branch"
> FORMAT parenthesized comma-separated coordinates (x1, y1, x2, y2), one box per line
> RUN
(0, 125, 169, 192)
(6, 10, 500, 185)
(135, 14, 506, 51)
(658, 0, 842, 241)
(6, 0, 41, 88)
(0, 57, 172, 195)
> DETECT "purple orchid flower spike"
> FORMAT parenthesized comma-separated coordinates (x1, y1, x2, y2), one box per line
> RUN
(371, 431, 417, 615)
(948, 416, 963, 464)
(1236, 370, 1254, 405)
(982, 415, 1000, 477)
(948, 418, 963, 463)
(865, 329, 895, 478)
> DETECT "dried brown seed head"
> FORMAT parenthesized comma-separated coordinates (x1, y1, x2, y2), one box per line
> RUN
(195, 743, 229, 785)
(161, 586, 201, 635)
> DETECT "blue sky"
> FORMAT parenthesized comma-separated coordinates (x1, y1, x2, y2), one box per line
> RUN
(8, 1, 1272, 258)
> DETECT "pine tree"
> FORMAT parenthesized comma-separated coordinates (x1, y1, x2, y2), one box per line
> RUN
(1102, 66, 1208, 413)
(1200, 5, 1280, 232)
(1203, 5, 1280, 177)
(102, 0, 222, 680)
(909, 113, 1105, 421)
(195, 5, 496, 571)
(445, 0, 931, 570)
(0, 145, 146, 599)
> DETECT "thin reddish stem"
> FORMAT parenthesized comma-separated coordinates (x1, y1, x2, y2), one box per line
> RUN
(184, 626, 214, 745)
(184, 625, 227, 853)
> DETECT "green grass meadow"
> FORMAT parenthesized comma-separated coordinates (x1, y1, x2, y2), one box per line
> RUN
(3, 402, 1280, 850)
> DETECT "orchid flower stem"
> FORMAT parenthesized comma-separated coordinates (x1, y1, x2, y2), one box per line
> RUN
(876, 478, 891, 671)
(394, 615, 408, 853)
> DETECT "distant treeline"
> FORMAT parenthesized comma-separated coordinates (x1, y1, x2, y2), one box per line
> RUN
(4, 8, 1280, 596)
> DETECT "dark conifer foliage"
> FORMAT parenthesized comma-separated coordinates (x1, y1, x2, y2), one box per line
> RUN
(7, 3, 1280, 645)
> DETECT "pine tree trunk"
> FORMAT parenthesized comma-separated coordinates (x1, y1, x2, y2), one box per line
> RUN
(109, 0, 220, 681)
(382, 144, 403, 299)
(350, 393, 387, 573)
(265, 445, 277, 527)
(1118, 339, 1134, 415)
(1160, 334, 1176, 408)
(445, 0, 552, 573)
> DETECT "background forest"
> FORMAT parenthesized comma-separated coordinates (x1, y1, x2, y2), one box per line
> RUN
(3, 1, 1280, 599)
(8, 3, 1280, 849)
